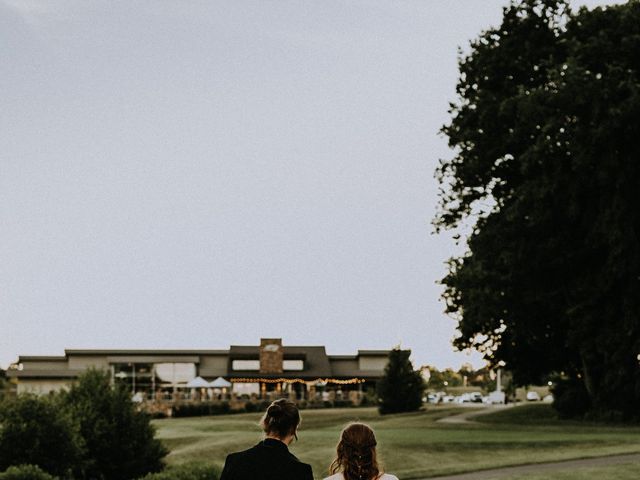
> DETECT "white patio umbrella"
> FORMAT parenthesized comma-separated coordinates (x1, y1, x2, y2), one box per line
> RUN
(209, 377, 232, 388)
(186, 376, 210, 388)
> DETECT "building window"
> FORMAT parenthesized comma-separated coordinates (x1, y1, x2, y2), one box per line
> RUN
(232, 360, 260, 371)
(283, 360, 304, 371)
(154, 363, 197, 384)
(232, 383, 260, 396)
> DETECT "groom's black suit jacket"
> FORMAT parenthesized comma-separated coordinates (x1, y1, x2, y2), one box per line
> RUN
(220, 438, 314, 480)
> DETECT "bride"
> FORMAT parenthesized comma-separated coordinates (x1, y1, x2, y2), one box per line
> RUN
(324, 423, 398, 480)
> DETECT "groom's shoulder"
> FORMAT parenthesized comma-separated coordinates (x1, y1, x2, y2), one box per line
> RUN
(224, 444, 259, 463)
(286, 453, 312, 476)
(288, 452, 312, 470)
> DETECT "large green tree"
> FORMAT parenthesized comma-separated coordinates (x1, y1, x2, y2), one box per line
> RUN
(436, 0, 640, 419)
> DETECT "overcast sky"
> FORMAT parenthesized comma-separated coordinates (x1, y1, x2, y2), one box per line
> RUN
(1, 0, 619, 370)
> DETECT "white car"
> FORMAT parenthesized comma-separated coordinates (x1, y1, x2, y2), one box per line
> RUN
(456, 393, 471, 403)
(469, 392, 483, 403)
(526, 391, 541, 401)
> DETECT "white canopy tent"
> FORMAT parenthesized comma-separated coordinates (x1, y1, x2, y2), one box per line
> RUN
(209, 377, 232, 388)
(186, 376, 210, 388)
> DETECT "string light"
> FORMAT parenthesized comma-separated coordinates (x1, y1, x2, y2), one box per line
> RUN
(229, 377, 366, 385)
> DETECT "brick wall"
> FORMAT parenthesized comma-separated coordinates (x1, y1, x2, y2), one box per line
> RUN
(260, 338, 283, 374)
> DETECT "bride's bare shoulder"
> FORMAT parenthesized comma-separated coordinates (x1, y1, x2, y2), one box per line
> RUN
(323, 474, 343, 480)
(380, 474, 399, 480)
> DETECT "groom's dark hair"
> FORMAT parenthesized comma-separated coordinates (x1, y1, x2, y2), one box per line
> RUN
(260, 398, 300, 439)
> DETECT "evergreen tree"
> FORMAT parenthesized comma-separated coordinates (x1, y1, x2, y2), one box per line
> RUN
(377, 348, 425, 414)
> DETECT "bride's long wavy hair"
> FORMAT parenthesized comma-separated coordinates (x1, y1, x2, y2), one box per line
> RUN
(329, 423, 381, 480)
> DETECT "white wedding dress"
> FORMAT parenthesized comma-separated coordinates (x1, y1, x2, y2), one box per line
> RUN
(324, 474, 398, 480)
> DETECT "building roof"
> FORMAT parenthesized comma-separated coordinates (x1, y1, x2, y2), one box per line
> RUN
(65, 349, 229, 355)
(229, 345, 333, 378)
(327, 355, 358, 360)
(12, 343, 392, 382)
(19, 356, 67, 362)
(357, 350, 391, 356)
(7, 369, 82, 379)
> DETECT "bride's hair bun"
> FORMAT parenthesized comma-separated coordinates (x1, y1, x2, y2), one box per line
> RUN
(267, 403, 283, 417)
(260, 399, 300, 439)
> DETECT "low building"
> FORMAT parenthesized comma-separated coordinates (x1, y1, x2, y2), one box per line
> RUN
(8, 338, 390, 402)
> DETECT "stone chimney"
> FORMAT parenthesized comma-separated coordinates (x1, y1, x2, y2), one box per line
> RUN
(260, 338, 283, 374)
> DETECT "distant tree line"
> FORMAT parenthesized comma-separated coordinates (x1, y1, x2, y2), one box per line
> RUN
(425, 365, 503, 392)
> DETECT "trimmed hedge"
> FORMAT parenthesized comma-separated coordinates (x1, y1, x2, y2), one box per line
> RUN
(167, 399, 356, 417)
(171, 402, 230, 418)
(138, 463, 220, 480)
(0, 465, 58, 480)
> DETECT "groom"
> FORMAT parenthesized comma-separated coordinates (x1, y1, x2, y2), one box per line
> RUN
(220, 399, 314, 480)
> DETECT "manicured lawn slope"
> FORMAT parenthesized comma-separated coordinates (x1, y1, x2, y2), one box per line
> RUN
(152, 406, 640, 480)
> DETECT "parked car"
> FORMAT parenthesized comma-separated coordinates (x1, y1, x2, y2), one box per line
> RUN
(426, 392, 446, 404)
(456, 393, 471, 403)
(486, 391, 506, 404)
(526, 391, 541, 401)
(469, 392, 483, 403)
(455, 392, 483, 403)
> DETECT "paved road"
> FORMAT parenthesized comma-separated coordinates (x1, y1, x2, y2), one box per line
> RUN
(419, 453, 640, 479)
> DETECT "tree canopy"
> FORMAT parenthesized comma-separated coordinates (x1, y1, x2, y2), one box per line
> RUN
(437, 0, 640, 419)
(61, 369, 168, 480)
(0, 395, 83, 477)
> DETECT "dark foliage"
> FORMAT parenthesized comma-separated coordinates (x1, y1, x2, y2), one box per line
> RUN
(137, 463, 220, 480)
(0, 396, 83, 478)
(436, 0, 640, 419)
(61, 369, 168, 480)
(0, 370, 7, 400)
(172, 402, 231, 417)
(377, 348, 425, 414)
(0, 465, 59, 480)
(551, 378, 591, 419)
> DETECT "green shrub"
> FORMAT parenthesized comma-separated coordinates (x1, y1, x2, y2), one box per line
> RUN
(243, 402, 259, 413)
(61, 369, 168, 480)
(0, 395, 83, 477)
(172, 402, 231, 417)
(0, 464, 59, 480)
(138, 462, 220, 480)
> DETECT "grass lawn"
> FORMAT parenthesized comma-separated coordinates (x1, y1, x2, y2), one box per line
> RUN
(152, 405, 640, 480)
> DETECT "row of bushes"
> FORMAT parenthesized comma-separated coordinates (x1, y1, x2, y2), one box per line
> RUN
(165, 399, 359, 418)
(0, 370, 167, 479)
(0, 463, 220, 480)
